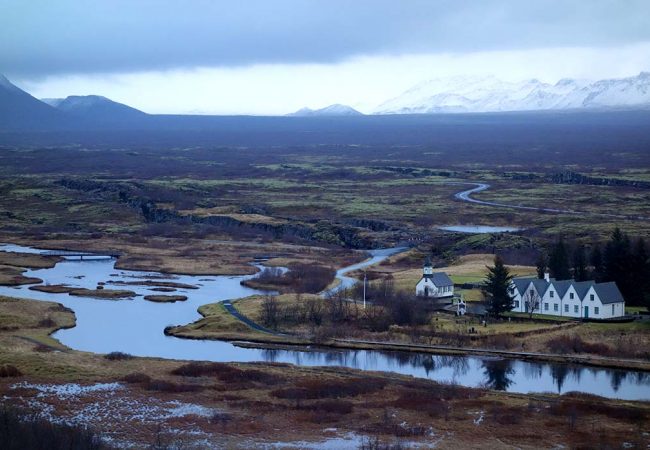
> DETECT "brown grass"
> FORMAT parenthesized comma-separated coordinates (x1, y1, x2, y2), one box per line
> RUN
(143, 295, 188, 303)
(68, 288, 136, 299)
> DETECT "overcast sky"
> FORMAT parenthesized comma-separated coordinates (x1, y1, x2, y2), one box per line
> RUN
(2, 0, 650, 114)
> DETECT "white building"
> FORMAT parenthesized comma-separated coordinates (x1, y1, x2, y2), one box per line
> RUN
(415, 257, 454, 298)
(510, 274, 625, 319)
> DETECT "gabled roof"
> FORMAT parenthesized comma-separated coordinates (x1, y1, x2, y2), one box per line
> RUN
(531, 278, 551, 296)
(551, 279, 573, 298)
(426, 272, 453, 287)
(593, 282, 624, 304)
(572, 281, 593, 300)
(512, 276, 625, 304)
(512, 277, 535, 295)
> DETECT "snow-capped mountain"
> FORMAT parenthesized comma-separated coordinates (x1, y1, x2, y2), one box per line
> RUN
(42, 95, 146, 119)
(375, 72, 650, 114)
(288, 104, 363, 117)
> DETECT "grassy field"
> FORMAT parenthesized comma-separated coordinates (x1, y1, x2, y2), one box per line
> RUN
(2, 145, 650, 263)
(1, 294, 649, 448)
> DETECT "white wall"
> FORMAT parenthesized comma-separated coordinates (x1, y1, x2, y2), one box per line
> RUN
(511, 281, 625, 319)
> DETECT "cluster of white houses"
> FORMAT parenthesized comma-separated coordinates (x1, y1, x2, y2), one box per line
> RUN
(415, 258, 626, 319)
(510, 274, 625, 319)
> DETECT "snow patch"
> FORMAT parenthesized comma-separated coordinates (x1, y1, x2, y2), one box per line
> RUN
(12, 382, 123, 399)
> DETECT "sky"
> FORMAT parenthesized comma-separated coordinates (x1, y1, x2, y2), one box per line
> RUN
(1, 0, 650, 115)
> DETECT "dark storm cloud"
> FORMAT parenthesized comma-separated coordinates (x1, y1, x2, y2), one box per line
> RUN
(1, 0, 649, 78)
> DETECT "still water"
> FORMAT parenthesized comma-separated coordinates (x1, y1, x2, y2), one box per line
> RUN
(1, 244, 648, 400)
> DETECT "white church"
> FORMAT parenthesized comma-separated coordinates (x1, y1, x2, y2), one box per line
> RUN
(415, 257, 454, 299)
(510, 273, 625, 319)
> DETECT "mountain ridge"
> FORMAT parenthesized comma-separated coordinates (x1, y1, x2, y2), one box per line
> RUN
(375, 72, 650, 114)
(288, 104, 363, 117)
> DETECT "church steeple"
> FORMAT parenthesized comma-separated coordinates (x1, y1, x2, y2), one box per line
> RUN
(423, 256, 433, 277)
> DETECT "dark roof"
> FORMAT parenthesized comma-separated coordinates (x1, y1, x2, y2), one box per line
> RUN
(551, 279, 573, 298)
(423, 256, 432, 267)
(572, 281, 593, 300)
(512, 277, 624, 304)
(593, 282, 624, 304)
(513, 277, 536, 295)
(426, 272, 453, 287)
(531, 279, 551, 296)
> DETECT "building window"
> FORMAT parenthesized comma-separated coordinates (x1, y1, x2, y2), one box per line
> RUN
(564, 304, 569, 313)
(595, 307, 600, 315)
(612, 305, 615, 315)
(550, 291, 554, 298)
(590, 294, 594, 301)
(553, 304, 559, 312)
(529, 289, 535, 297)
(574, 305, 579, 313)
(544, 303, 549, 311)
(569, 293, 574, 299)
(514, 301, 519, 308)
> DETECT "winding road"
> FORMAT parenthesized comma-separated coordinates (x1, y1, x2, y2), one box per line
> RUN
(451, 182, 649, 221)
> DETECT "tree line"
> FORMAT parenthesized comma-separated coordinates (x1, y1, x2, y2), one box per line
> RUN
(537, 228, 649, 307)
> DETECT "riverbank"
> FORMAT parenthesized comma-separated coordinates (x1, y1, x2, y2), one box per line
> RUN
(166, 292, 650, 372)
(0, 236, 362, 276)
(1, 295, 649, 449)
(171, 320, 650, 372)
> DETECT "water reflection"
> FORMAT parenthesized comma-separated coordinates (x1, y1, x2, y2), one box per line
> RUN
(481, 358, 515, 391)
(1, 243, 649, 401)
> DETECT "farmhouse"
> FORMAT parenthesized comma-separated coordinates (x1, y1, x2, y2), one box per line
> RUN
(510, 274, 625, 319)
(415, 257, 454, 298)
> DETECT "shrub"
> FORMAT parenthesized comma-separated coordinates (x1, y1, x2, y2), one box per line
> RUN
(171, 362, 282, 385)
(104, 351, 133, 361)
(143, 379, 202, 393)
(272, 378, 386, 400)
(122, 372, 152, 384)
(546, 335, 612, 356)
(0, 406, 107, 449)
(299, 400, 354, 414)
(37, 317, 56, 328)
(0, 364, 22, 377)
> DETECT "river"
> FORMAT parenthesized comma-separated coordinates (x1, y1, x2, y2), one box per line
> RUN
(1, 243, 648, 400)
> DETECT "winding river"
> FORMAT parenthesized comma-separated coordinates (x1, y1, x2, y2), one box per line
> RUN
(452, 182, 649, 221)
(1, 243, 649, 401)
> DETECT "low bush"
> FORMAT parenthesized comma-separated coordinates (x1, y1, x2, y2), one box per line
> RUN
(272, 377, 386, 400)
(143, 379, 202, 393)
(103, 351, 133, 361)
(549, 397, 646, 423)
(37, 317, 57, 328)
(0, 364, 22, 377)
(122, 372, 152, 384)
(489, 404, 524, 425)
(171, 362, 282, 385)
(0, 406, 108, 449)
(546, 335, 612, 356)
(299, 400, 354, 414)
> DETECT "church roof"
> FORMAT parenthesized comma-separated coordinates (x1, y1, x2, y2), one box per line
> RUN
(425, 272, 453, 287)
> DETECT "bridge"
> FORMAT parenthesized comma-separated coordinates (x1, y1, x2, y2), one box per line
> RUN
(42, 250, 122, 259)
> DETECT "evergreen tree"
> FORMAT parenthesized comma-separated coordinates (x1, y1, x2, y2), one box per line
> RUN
(632, 238, 650, 309)
(589, 244, 604, 282)
(548, 237, 571, 280)
(572, 244, 588, 281)
(483, 256, 515, 317)
(603, 227, 632, 300)
(535, 251, 548, 279)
